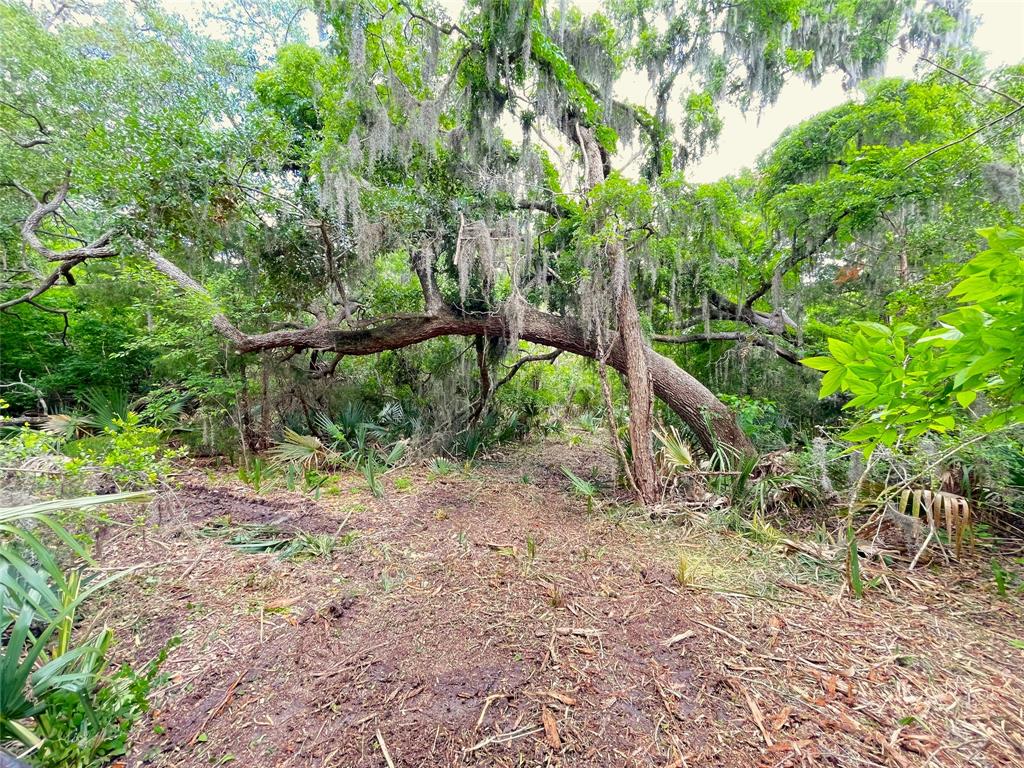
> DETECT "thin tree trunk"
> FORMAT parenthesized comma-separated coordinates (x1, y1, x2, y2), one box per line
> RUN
(576, 123, 660, 505)
(260, 353, 272, 448)
(468, 335, 491, 426)
(615, 259, 659, 504)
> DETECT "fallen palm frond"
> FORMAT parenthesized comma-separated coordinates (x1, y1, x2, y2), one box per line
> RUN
(197, 518, 357, 560)
(898, 487, 973, 558)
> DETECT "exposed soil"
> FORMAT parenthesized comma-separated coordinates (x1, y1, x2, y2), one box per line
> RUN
(89, 438, 1024, 767)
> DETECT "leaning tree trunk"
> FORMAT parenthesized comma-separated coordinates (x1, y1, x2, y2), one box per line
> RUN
(209, 302, 752, 457)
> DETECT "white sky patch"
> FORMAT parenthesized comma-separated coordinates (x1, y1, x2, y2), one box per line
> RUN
(687, 0, 1024, 181)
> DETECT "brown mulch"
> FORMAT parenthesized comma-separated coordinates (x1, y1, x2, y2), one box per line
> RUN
(88, 438, 1024, 768)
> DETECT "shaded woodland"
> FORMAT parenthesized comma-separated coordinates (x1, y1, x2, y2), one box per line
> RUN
(1, 0, 1022, 765)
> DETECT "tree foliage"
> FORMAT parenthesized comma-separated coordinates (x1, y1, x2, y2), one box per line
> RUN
(806, 226, 1024, 455)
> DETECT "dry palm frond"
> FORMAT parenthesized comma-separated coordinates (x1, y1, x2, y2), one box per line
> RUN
(41, 412, 88, 438)
(898, 488, 973, 557)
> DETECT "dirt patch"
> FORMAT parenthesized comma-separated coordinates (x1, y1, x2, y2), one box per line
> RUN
(153, 482, 345, 534)
(87, 439, 1024, 768)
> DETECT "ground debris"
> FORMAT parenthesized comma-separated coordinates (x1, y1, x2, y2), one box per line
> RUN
(86, 439, 1024, 768)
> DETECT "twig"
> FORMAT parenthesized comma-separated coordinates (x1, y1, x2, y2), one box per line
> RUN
(465, 725, 544, 753)
(904, 104, 1024, 170)
(735, 681, 773, 747)
(908, 524, 935, 571)
(693, 619, 745, 646)
(474, 693, 510, 730)
(554, 627, 602, 637)
(376, 730, 396, 768)
(188, 670, 245, 745)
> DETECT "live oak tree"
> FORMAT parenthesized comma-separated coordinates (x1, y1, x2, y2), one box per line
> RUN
(0, 0, 979, 503)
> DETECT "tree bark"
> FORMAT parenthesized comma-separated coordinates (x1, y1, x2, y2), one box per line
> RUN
(467, 335, 491, 427)
(615, 268, 659, 504)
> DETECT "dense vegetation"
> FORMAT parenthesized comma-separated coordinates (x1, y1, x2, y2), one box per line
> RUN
(1, 0, 1022, 764)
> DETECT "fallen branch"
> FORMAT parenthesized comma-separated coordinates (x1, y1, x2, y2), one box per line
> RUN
(464, 724, 544, 753)
(375, 730, 396, 768)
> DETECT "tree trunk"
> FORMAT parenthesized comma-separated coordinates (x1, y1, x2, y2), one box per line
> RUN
(575, 123, 661, 504)
(615, 262, 659, 504)
(211, 303, 753, 457)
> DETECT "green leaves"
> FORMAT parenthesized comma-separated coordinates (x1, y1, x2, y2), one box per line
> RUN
(806, 226, 1024, 453)
(1, 492, 150, 749)
(818, 366, 847, 399)
(799, 356, 837, 372)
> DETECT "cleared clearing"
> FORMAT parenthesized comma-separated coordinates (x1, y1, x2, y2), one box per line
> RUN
(91, 439, 1024, 768)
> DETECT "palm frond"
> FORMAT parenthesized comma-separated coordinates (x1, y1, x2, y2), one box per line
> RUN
(377, 401, 405, 428)
(268, 428, 328, 468)
(313, 412, 350, 448)
(80, 388, 130, 432)
(655, 426, 694, 474)
(561, 467, 598, 498)
(898, 488, 973, 557)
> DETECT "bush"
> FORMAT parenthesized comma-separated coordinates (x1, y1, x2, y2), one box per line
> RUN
(68, 414, 185, 490)
(0, 413, 186, 493)
(31, 652, 170, 768)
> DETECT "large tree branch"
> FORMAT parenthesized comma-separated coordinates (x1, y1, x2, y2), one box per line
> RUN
(1, 177, 117, 315)
(653, 331, 802, 365)
(1, 174, 749, 455)
(0, 258, 85, 312)
(743, 222, 841, 309)
(685, 291, 800, 338)
(516, 198, 570, 218)
(0, 100, 50, 136)
(904, 103, 1024, 171)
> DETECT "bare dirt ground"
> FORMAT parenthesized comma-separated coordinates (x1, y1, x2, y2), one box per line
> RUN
(91, 438, 1024, 768)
